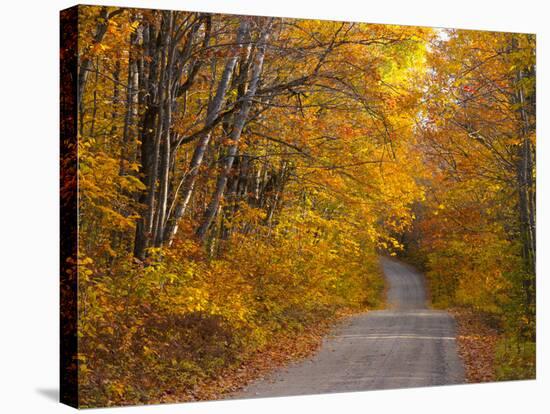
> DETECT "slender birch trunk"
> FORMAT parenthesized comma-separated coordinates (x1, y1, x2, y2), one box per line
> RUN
(196, 20, 272, 240)
(154, 11, 175, 246)
(163, 20, 251, 244)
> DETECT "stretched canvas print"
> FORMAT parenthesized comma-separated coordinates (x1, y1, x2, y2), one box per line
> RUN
(60, 4, 536, 408)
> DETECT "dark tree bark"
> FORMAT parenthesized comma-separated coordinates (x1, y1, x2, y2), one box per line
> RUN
(513, 63, 536, 322)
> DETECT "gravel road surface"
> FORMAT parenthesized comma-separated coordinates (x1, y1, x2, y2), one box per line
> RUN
(231, 257, 464, 398)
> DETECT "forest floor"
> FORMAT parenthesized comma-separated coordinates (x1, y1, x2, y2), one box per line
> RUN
(157, 308, 358, 403)
(450, 308, 500, 383)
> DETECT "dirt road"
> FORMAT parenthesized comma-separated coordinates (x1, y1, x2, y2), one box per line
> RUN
(232, 257, 464, 398)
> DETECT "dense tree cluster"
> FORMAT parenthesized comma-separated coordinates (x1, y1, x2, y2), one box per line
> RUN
(409, 29, 536, 379)
(62, 5, 535, 406)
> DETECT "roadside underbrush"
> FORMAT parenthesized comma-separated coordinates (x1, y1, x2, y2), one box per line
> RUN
(495, 335, 536, 381)
(400, 245, 535, 384)
(451, 307, 535, 383)
(77, 218, 385, 407)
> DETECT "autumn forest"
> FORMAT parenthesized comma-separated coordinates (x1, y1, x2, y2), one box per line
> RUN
(60, 5, 535, 407)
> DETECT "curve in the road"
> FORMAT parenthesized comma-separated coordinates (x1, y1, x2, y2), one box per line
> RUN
(231, 257, 465, 399)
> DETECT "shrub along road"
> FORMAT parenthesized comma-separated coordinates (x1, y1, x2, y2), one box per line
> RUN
(232, 257, 465, 398)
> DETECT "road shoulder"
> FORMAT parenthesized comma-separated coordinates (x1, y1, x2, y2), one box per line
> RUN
(450, 308, 499, 383)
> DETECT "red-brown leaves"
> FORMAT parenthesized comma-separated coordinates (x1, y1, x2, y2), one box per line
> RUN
(451, 308, 500, 383)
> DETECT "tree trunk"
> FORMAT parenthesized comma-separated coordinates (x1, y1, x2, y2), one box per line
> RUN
(163, 20, 251, 244)
(120, 28, 139, 175)
(196, 21, 272, 240)
(510, 36, 536, 333)
(153, 11, 175, 246)
(133, 17, 169, 259)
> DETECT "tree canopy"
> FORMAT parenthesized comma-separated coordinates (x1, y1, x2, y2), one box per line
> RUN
(62, 6, 535, 406)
